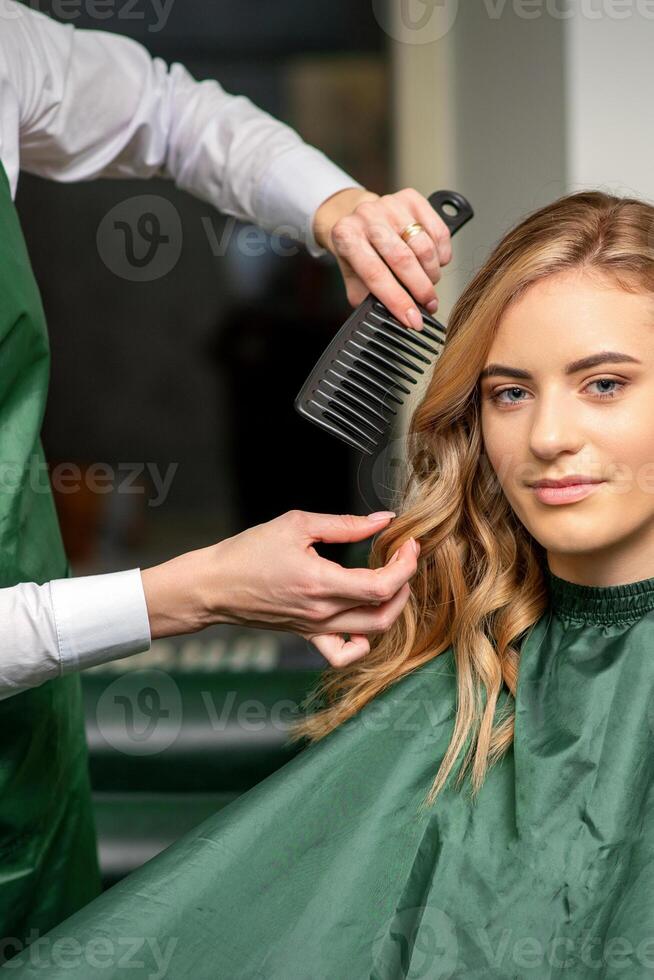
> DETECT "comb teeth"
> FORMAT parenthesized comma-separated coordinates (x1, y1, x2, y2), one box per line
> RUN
(296, 295, 447, 455)
(369, 300, 446, 345)
(295, 188, 473, 453)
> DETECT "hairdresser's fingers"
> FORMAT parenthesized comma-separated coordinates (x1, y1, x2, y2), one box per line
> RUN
(292, 540, 407, 621)
(307, 632, 370, 668)
(381, 196, 443, 295)
(398, 187, 453, 268)
(330, 190, 453, 326)
(317, 581, 412, 635)
(368, 227, 440, 317)
(317, 538, 419, 606)
(301, 510, 397, 545)
(330, 222, 428, 331)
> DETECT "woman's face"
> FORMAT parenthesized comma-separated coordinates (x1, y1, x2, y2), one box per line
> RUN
(479, 268, 654, 584)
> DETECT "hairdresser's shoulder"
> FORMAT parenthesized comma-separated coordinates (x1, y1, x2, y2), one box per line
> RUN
(0, 1, 73, 81)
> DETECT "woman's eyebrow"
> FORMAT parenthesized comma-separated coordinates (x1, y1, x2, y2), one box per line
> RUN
(479, 351, 642, 381)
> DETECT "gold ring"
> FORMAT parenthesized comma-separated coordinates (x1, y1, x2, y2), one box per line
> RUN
(400, 222, 425, 244)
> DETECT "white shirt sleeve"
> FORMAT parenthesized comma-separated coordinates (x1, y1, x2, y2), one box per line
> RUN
(0, 4, 366, 695)
(0, 1, 362, 256)
(0, 568, 152, 701)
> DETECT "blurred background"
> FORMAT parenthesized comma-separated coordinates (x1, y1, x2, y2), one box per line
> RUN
(15, 0, 654, 886)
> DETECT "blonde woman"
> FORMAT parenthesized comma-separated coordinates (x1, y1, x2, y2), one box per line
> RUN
(12, 189, 654, 978)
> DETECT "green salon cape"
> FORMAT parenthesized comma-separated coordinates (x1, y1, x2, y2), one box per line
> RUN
(0, 160, 101, 961)
(7, 567, 654, 978)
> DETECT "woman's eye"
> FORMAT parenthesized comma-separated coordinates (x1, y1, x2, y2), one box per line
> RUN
(488, 378, 627, 407)
(489, 386, 527, 406)
(585, 378, 626, 399)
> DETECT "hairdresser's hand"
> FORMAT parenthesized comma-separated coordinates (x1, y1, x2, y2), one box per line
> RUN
(312, 186, 452, 330)
(140, 510, 419, 667)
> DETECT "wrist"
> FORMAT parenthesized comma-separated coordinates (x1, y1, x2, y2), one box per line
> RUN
(140, 548, 220, 640)
(313, 187, 380, 250)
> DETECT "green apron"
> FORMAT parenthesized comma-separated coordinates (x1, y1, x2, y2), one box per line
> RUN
(0, 159, 100, 961)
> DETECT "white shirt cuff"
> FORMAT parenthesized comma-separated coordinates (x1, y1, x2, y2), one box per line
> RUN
(50, 568, 152, 675)
(255, 144, 363, 258)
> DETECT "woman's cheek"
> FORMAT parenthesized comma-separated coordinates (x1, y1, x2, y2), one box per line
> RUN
(480, 419, 507, 485)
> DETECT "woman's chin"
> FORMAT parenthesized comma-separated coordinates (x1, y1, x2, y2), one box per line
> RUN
(517, 510, 611, 555)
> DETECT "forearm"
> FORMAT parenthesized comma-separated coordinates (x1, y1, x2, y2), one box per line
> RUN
(165, 68, 364, 255)
(2, 1, 363, 256)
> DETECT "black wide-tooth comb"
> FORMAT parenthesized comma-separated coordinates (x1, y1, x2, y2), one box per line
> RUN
(294, 190, 474, 455)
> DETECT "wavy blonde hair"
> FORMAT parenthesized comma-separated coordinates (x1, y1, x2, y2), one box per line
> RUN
(288, 190, 654, 809)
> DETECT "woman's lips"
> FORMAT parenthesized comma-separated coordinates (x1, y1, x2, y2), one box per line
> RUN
(531, 481, 606, 505)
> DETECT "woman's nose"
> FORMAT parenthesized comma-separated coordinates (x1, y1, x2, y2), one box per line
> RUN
(528, 392, 583, 458)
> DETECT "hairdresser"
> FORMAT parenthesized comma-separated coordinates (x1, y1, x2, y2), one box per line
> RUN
(0, 0, 450, 946)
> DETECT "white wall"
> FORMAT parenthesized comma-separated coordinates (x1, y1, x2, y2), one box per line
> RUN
(565, 7, 654, 198)
(392, 0, 654, 314)
(391, 0, 568, 318)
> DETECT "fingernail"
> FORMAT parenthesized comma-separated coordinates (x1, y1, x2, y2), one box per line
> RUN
(368, 510, 396, 521)
(411, 537, 419, 556)
(426, 299, 439, 314)
(405, 308, 423, 330)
